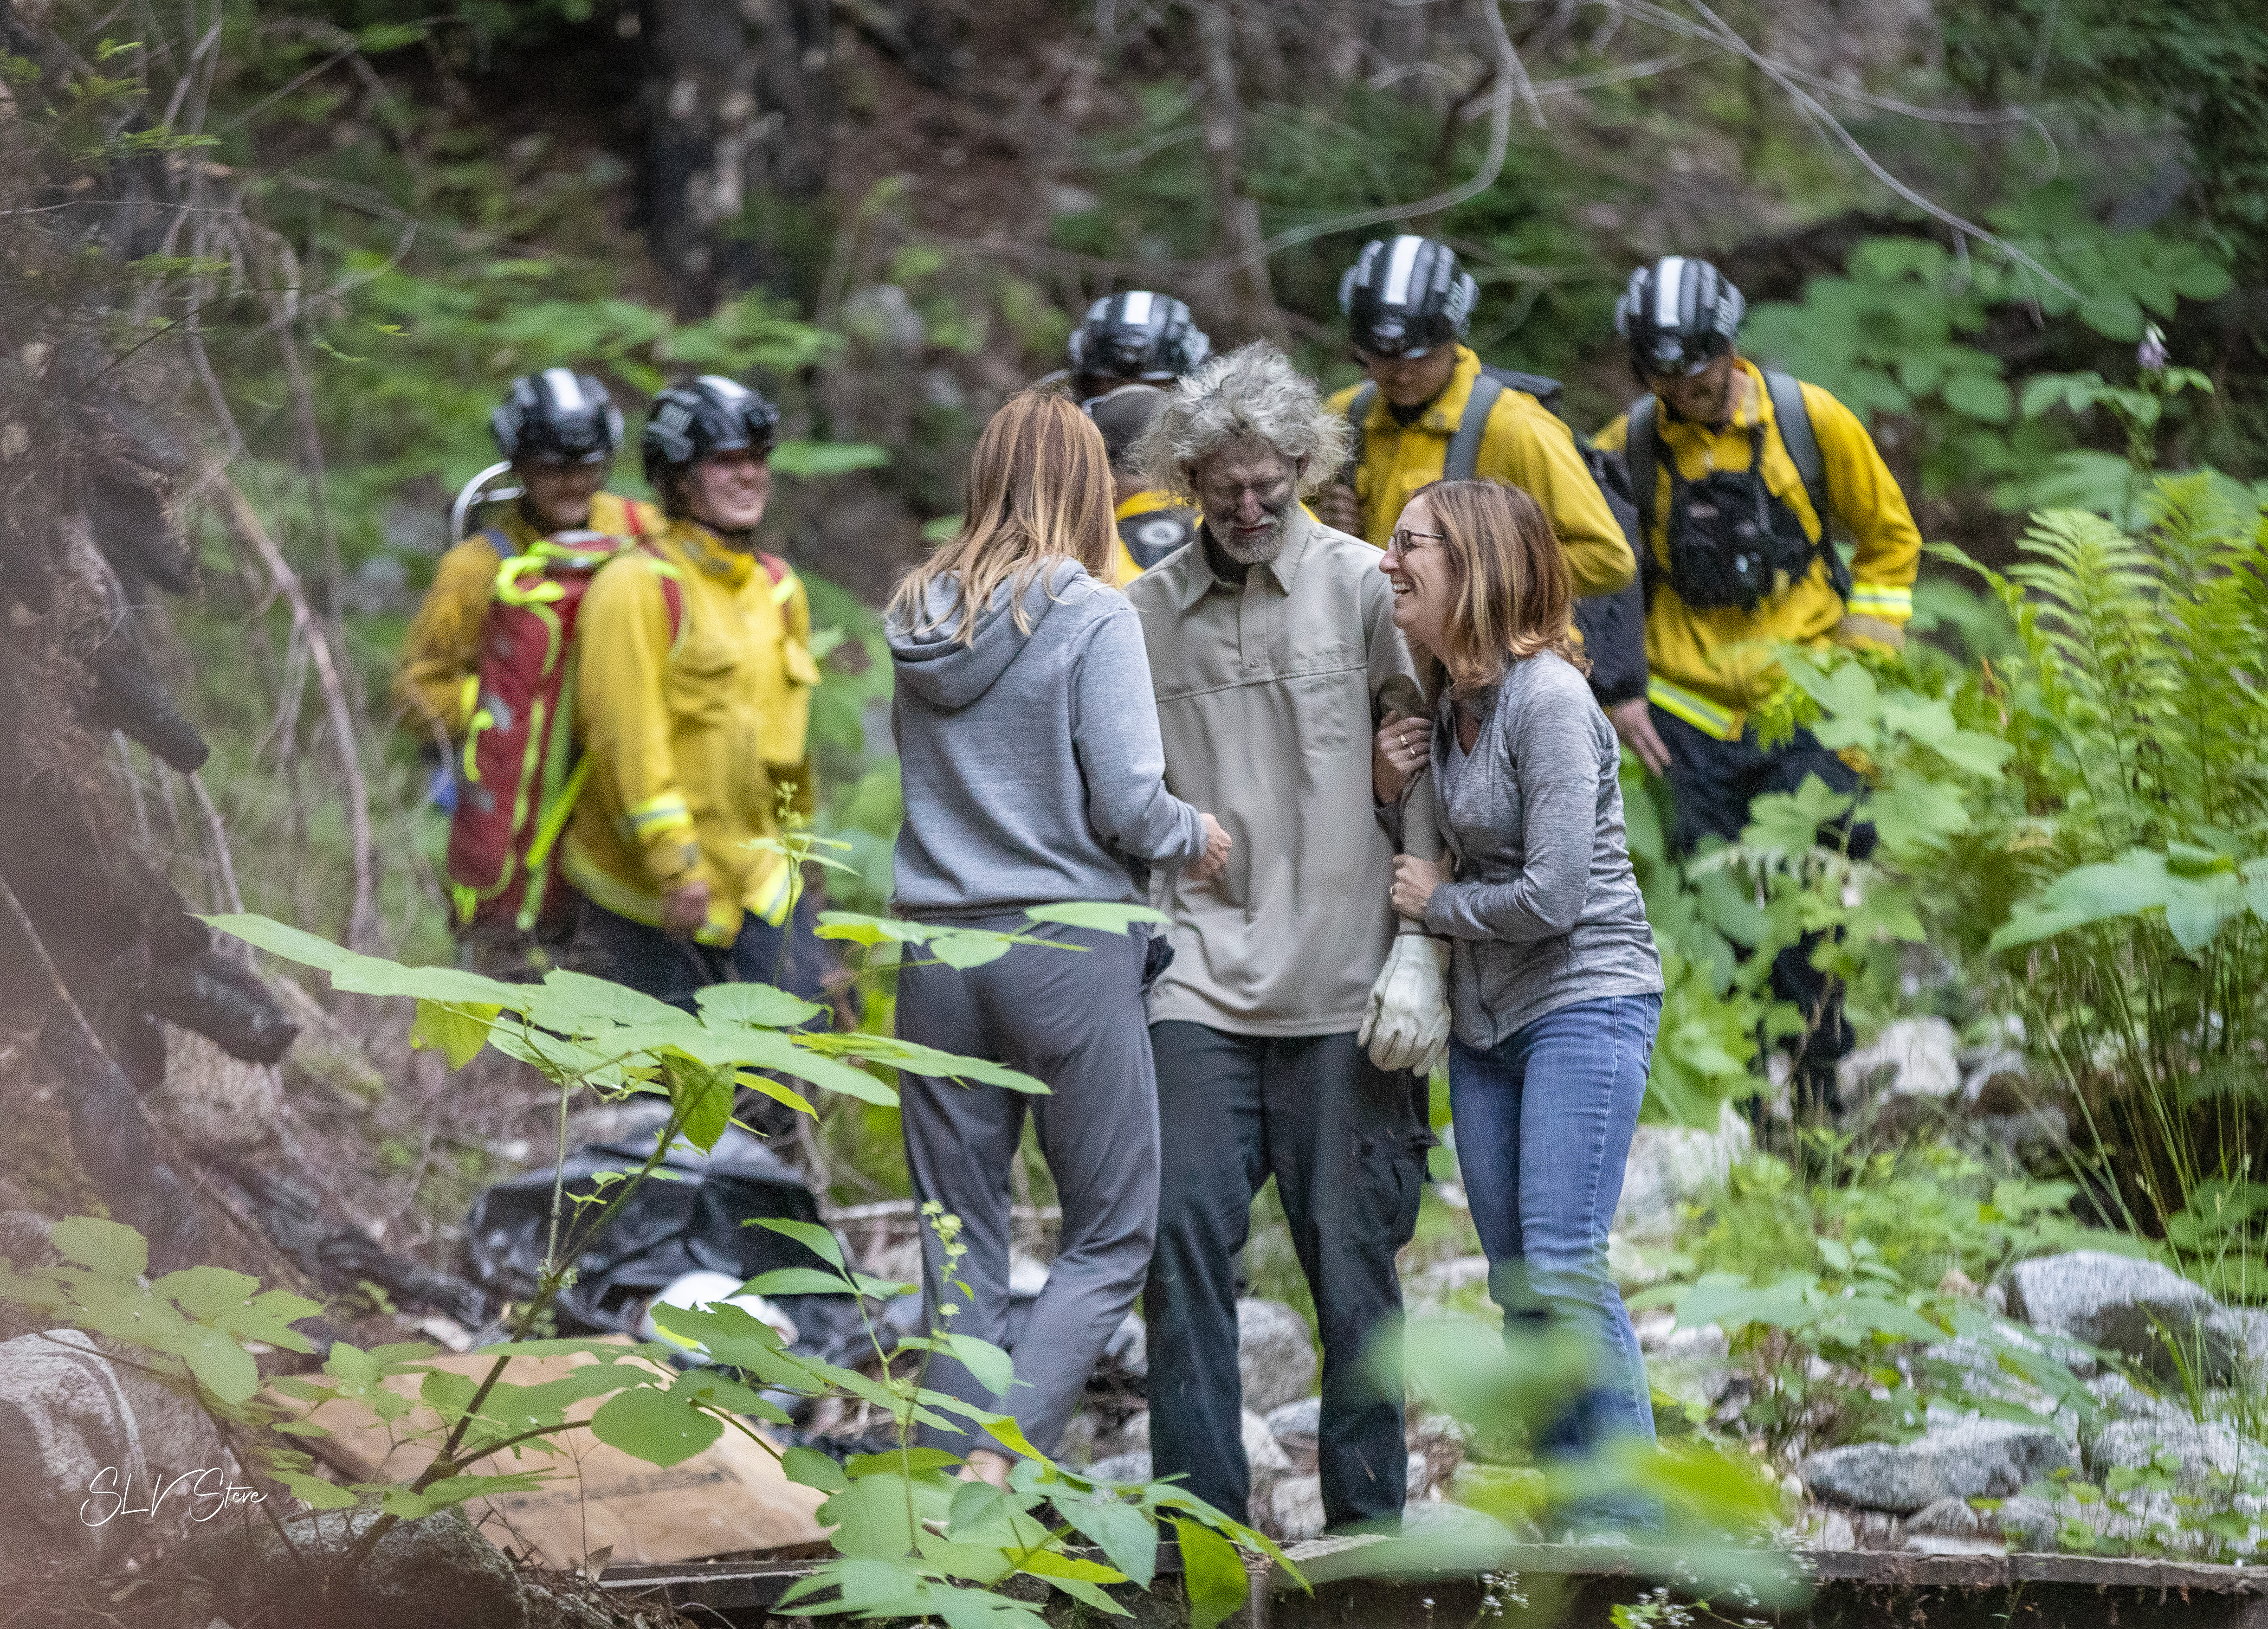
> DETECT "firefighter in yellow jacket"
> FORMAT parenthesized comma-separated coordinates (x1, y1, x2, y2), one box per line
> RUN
(562, 375, 822, 1006)
(1315, 236, 1633, 599)
(1590, 256, 1922, 1114)
(391, 369, 660, 744)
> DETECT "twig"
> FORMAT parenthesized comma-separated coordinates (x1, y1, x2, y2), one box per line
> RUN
(1244, 0, 1525, 263)
(187, 768, 246, 915)
(210, 471, 377, 951)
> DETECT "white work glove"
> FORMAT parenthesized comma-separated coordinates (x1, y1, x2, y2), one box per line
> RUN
(1357, 934, 1452, 1077)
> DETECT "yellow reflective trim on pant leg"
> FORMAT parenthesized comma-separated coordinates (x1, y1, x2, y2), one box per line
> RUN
(561, 847, 666, 928)
(1646, 676, 1745, 741)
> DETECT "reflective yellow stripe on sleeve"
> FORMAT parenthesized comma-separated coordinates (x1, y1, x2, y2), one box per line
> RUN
(624, 792, 694, 840)
(748, 858, 795, 928)
(1647, 675, 1745, 742)
(771, 571, 799, 606)
(1845, 581, 1913, 621)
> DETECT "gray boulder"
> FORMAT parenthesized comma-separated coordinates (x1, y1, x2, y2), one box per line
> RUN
(1087, 1449, 1151, 1484)
(1800, 1418, 2075, 1514)
(1614, 1101, 1751, 1243)
(1840, 1016, 1961, 1100)
(1266, 1396, 1320, 1474)
(1237, 1298, 1318, 1417)
(1269, 1474, 1327, 1542)
(0, 1328, 231, 1585)
(183, 1507, 531, 1629)
(2007, 1251, 2241, 1384)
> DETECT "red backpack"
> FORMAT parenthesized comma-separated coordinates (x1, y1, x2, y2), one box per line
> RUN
(446, 517, 685, 940)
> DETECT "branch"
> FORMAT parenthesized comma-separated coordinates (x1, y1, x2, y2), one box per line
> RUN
(209, 471, 377, 951)
(1246, 0, 1529, 264)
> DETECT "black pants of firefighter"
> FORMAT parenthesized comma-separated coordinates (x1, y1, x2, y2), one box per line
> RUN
(1652, 707, 1876, 1115)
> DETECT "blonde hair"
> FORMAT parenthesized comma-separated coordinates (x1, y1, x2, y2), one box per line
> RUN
(1414, 479, 1588, 691)
(890, 392, 1118, 642)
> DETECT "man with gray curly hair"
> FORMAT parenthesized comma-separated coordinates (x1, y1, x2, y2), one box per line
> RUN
(1124, 341, 1450, 1532)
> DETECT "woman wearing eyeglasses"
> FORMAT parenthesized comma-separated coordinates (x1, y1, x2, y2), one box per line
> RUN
(1371, 479, 1664, 1524)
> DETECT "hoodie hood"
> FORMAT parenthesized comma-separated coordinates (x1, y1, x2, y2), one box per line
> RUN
(887, 560, 1084, 711)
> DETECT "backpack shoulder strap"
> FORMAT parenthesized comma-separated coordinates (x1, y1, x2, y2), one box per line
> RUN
(1762, 370, 1829, 532)
(1345, 381, 1377, 475)
(1479, 364, 1564, 419)
(1625, 395, 1660, 543)
(1444, 373, 1506, 482)
(627, 540, 690, 656)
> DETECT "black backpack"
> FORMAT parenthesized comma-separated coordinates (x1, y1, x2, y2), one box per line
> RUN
(1346, 367, 1648, 704)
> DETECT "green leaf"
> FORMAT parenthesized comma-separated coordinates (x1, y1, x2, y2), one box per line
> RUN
(50, 1216, 147, 1280)
(1021, 902, 1170, 935)
(589, 1378, 724, 1469)
(929, 932, 1018, 970)
(818, 1471, 924, 1559)
(743, 1266, 860, 1297)
(753, 1217, 846, 1270)
(940, 1333, 1018, 1399)
(783, 1444, 850, 1491)
(412, 999, 497, 1069)
(696, 983, 822, 1029)
(847, 1446, 965, 1478)
(1174, 1519, 1249, 1629)
(380, 1470, 550, 1520)
(206, 914, 525, 1009)
(669, 1059, 737, 1153)
(1054, 1491, 1159, 1588)
(269, 1466, 360, 1510)
(1941, 373, 2013, 424)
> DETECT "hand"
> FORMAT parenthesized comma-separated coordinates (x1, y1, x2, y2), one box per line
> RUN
(1187, 813, 1232, 882)
(1835, 613, 1906, 652)
(1313, 481, 1363, 536)
(1357, 934, 1452, 1076)
(1372, 713, 1430, 803)
(1390, 853, 1453, 921)
(660, 878, 712, 939)
(1608, 697, 1671, 777)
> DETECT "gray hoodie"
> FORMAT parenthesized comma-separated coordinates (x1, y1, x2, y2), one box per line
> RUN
(889, 561, 1207, 920)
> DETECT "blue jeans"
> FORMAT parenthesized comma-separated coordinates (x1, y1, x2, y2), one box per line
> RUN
(1448, 994, 1661, 1473)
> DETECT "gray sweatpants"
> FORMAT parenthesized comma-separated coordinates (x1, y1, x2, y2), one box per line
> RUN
(894, 921, 1159, 1457)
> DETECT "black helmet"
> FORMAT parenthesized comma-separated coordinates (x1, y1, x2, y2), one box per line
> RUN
(640, 374, 782, 487)
(1615, 256, 1745, 378)
(1338, 236, 1477, 359)
(1067, 291, 1210, 384)
(1084, 382, 1169, 469)
(491, 368, 623, 465)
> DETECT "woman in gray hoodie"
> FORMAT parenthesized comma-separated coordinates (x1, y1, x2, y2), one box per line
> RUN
(886, 391, 1229, 1483)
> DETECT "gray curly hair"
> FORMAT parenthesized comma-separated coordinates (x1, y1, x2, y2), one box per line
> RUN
(1132, 341, 1349, 500)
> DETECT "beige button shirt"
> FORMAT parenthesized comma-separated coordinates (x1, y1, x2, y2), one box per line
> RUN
(1126, 507, 1441, 1037)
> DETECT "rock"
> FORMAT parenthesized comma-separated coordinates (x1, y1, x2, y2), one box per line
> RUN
(0, 1328, 232, 1585)
(1237, 1298, 1318, 1417)
(1101, 1311, 1147, 1380)
(1406, 1255, 1491, 1309)
(1964, 1107, 2070, 1162)
(1919, 1327, 2083, 1418)
(1613, 1101, 1751, 1243)
(190, 1507, 531, 1629)
(1905, 1496, 1988, 1540)
(1960, 1046, 2033, 1107)
(1799, 1418, 2075, 1514)
(149, 1028, 284, 1153)
(1270, 1474, 1327, 1542)
(1243, 1407, 1292, 1477)
(1809, 1506, 1857, 1551)
(2088, 1416, 2268, 1492)
(2007, 1251, 2242, 1384)
(1406, 1412, 1470, 1499)
(2081, 1372, 2187, 1435)
(1841, 1017, 1961, 1100)
(1266, 1397, 1319, 1473)
(1087, 1449, 1151, 1484)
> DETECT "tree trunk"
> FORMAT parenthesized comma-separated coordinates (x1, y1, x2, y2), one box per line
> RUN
(1194, 0, 1284, 345)
(640, 0, 839, 314)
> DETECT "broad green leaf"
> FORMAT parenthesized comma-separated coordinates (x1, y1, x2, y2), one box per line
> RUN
(1053, 1491, 1158, 1587)
(268, 1466, 359, 1510)
(1941, 373, 2012, 424)
(939, 1333, 1018, 1399)
(523, 968, 685, 1032)
(51, 1216, 147, 1280)
(206, 914, 524, 1008)
(739, 1267, 858, 1298)
(929, 932, 1017, 970)
(846, 1446, 964, 1479)
(380, 1470, 550, 1520)
(174, 1323, 260, 1404)
(669, 1059, 736, 1153)
(782, 1444, 849, 1491)
(589, 1379, 724, 1468)
(696, 982, 822, 1029)
(1021, 902, 1170, 935)
(753, 1217, 846, 1269)
(799, 1032, 1049, 1095)
(1174, 1518, 1249, 1629)
(412, 998, 497, 1069)
(735, 1070, 816, 1118)
(818, 1470, 924, 1559)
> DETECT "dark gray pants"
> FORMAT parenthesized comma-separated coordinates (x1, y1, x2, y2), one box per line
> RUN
(1144, 1023, 1429, 1529)
(895, 924, 1159, 1458)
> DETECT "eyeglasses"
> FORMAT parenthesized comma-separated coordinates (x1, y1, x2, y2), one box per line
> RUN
(1385, 528, 1446, 558)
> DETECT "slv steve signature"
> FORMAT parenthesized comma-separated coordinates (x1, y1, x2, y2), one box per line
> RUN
(81, 1466, 267, 1526)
